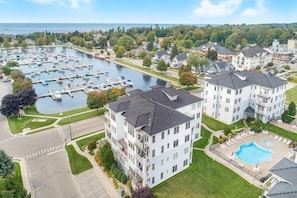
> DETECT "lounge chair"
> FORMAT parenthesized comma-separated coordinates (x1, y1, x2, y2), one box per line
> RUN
(282, 139, 287, 144)
(274, 135, 279, 140)
(286, 140, 291, 145)
(278, 137, 283, 142)
(231, 138, 236, 143)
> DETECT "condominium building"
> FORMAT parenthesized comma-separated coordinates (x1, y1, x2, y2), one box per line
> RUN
(203, 71, 286, 124)
(104, 86, 203, 190)
(232, 47, 272, 70)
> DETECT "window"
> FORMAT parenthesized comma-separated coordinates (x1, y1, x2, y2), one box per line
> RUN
(235, 99, 237, 104)
(196, 113, 200, 119)
(168, 130, 170, 135)
(226, 98, 230, 103)
(238, 98, 241, 103)
(128, 125, 134, 137)
(196, 123, 200, 128)
(152, 149, 155, 157)
(227, 89, 231, 94)
(161, 132, 164, 139)
(152, 163, 155, 171)
(172, 165, 177, 173)
(225, 107, 229, 112)
(152, 177, 155, 184)
(240, 89, 242, 94)
(152, 135, 155, 143)
(183, 159, 188, 167)
(167, 143, 170, 149)
(161, 145, 164, 153)
(173, 140, 179, 147)
(174, 126, 179, 134)
(184, 147, 189, 154)
(173, 152, 178, 160)
(236, 90, 238, 95)
(185, 134, 190, 142)
(160, 172, 163, 179)
(233, 108, 236, 113)
(161, 159, 164, 166)
(237, 107, 240, 111)
(192, 103, 196, 109)
(185, 122, 190, 129)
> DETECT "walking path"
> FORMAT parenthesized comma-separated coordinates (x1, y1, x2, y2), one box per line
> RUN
(195, 123, 263, 188)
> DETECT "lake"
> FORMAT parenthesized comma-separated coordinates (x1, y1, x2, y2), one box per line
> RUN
(13, 46, 167, 114)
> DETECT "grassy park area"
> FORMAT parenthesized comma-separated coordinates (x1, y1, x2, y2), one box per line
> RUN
(286, 86, 297, 104)
(65, 145, 92, 175)
(76, 132, 105, 151)
(153, 131, 261, 198)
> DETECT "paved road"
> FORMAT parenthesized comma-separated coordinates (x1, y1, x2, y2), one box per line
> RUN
(0, 79, 107, 197)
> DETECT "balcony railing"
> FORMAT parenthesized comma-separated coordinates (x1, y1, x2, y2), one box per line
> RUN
(258, 92, 270, 98)
(256, 101, 268, 107)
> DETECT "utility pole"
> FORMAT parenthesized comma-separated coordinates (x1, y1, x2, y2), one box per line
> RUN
(69, 125, 72, 140)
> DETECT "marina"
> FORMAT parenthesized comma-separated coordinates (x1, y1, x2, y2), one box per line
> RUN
(0, 46, 166, 114)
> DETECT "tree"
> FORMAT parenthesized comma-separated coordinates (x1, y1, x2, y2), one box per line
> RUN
(179, 72, 197, 87)
(12, 78, 32, 94)
(146, 31, 156, 42)
(288, 102, 296, 116)
(160, 37, 171, 50)
(139, 51, 147, 59)
(97, 37, 108, 49)
(157, 59, 167, 72)
(0, 94, 20, 117)
(17, 87, 37, 107)
(178, 65, 191, 77)
(6, 61, 19, 67)
(98, 143, 115, 171)
(146, 41, 154, 51)
(206, 49, 218, 61)
(187, 54, 208, 73)
(143, 56, 152, 67)
(1, 66, 11, 76)
(0, 150, 14, 178)
(20, 40, 28, 48)
(117, 35, 135, 51)
(87, 91, 107, 112)
(116, 46, 126, 58)
(0, 177, 31, 197)
(106, 88, 125, 102)
(2, 39, 10, 48)
(170, 44, 178, 60)
(10, 70, 25, 80)
(132, 187, 154, 198)
(183, 39, 193, 50)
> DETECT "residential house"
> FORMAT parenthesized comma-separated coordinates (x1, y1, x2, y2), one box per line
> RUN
(287, 39, 297, 50)
(196, 42, 233, 61)
(232, 47, 272, 70)
(271, 39, 294, 63)
(152, 50, 170, 64)
(104, 86, 203, 190)
(205, 60, 234, 74)
(170, 54, 188, 68)
(203, 70, 286, 124)
(263, 156, 297, 198)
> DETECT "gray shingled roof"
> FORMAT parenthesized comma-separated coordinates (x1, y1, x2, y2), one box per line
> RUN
(156, 50, 169, 58)
(242, 46, 271, 57)
(197, 42, 233, 55)
(176, 54, 187, 61)
(108, 86, 202, 135)
(267, 158, 297, 198)
(206, 70, 286, 89)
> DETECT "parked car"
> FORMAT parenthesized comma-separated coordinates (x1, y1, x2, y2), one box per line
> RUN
(2, 78, 11, 82)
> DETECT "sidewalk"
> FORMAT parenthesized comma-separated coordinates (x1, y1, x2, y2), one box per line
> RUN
(67, 132, 130, 198)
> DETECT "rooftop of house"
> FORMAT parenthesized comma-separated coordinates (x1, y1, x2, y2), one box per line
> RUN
(267, 158, 297, 198)
(175, 53, 188, 61)
(156, 50, 169, 58)
(206, 70, 286, 89)
(197, 42, 233, 55)
(241, 46, 271, 57)
(107, 86, 202, 135)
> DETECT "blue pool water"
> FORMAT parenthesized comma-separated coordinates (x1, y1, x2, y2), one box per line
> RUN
(263, 140, 273, 146)
(235, 142, 272, 165)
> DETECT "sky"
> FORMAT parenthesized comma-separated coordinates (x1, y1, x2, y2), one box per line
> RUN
(0, 0, 296, 24)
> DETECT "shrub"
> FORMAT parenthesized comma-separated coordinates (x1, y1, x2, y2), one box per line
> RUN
(255, 65, 261, 70)
(113, 177, 119, 189)
(88, 141, 96, 150)
(124, 196, 130, 198)
(121, 174, 128, 184)
(284, 65, 290, 70)
(224, 128, 231, 136)
(94, 154, 102, 166)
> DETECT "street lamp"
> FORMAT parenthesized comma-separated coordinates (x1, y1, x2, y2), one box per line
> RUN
(69, 125, 72, 140)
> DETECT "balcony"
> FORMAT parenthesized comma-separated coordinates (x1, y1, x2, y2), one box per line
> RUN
(256, 109, 266, 115)
(258, 92, 270, 98)
(135, 140, 149, 151)
(256, 100, 268, 107)
(118, 138, 127, 156)
(104, 112, 110, 120)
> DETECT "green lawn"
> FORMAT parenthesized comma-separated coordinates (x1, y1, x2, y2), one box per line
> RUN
(193, 127, 212, 148)
(65, 145, 92, 175)
(264, 123, 297, 140)
(7, 115, 56, 134)
(76, 132, 105, 151)
(152, 151, 261, 198)
(50, 106, 93, 117)
(58, 109, 104, 125)
(202, 114, 245, 131)
(14, 162, 23, 186)
(286, 86, 297, 104)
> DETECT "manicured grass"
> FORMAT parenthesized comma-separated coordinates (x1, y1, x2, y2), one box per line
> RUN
(114, 59, 179, 83)
(152, 150, 262, 198)
(212, 136, 219, 144)
(76, 132, 105, 151)
(193, 127, 211, 148)
(286, 86, 297, 104)
(65, 145, 92, 175)
(49, 106, 92, 117)
(202, 114, 245, 131)
(264, 123, 297, 140)
(7, 115, 56, 134)
(58, 109, 104, 125)
(14, 162, 23, 186)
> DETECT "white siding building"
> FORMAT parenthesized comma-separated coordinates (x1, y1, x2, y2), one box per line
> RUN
(203, 71, 286, 124)
(232, 47, 272, 70)
(104, 86, 203, 190)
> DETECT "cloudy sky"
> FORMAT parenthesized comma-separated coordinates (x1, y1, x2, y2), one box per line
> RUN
(0, 0, 296, 24)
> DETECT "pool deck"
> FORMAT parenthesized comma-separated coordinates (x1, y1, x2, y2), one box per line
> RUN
(211, 129, 293, 182)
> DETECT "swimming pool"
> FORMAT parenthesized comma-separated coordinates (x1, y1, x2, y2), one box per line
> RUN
(235, 142, 272, 165)
(263, 140, 273, 146)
